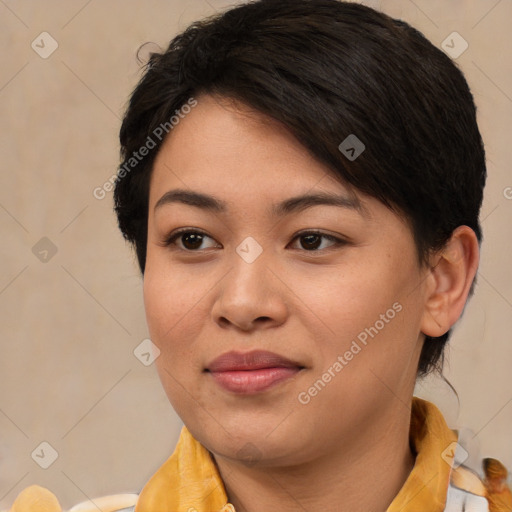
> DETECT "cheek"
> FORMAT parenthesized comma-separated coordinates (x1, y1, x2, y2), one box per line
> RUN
(310, 269, 399, 336)
(143, 266, 207, 410)
(143, 256, 220, 384)
(143, 255, 204, 337)
(143, 262, 195, 363)
(309, 257, 424, 373)
(143, 268, 173, 341)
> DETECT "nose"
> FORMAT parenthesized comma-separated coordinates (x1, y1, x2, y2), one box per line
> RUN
(211, 249, 289, 332)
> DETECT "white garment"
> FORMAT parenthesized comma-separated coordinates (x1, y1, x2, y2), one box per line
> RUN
(98, 482, 491, 512)
(445, 483, 489, 512)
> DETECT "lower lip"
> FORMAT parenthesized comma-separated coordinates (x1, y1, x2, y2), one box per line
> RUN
(208, 367, 301, 394)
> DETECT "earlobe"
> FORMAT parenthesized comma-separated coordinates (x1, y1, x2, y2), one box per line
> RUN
(420, 226, 480, 338)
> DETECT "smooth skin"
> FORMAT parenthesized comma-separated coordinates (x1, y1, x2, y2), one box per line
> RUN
(143, 94, 479, 512)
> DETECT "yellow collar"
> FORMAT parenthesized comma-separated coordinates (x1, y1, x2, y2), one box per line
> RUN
(135, 397, 457, 512)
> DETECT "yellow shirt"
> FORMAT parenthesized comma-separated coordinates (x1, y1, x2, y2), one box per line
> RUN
(7, 397, 468, 512)
(134, 396, 457, 512)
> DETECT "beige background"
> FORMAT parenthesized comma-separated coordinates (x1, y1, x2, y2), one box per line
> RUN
(0, 0, 511, 509)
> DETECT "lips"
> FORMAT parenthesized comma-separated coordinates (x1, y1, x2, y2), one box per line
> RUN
(205, 350, 304, 394)
(206, 350, 302, 372)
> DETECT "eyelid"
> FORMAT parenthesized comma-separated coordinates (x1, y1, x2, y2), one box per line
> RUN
(289, 229, 348, 251)
(162, 228, 348, 252)
(163, 227, 219, 249)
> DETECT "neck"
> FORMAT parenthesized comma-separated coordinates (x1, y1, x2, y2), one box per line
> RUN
(213, 405, 415, 512)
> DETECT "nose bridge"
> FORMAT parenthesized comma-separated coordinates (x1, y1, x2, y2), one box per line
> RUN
(212, 238, 287, 329)
(227, 238, 271, 300)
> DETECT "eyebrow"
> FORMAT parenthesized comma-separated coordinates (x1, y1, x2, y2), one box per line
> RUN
(154, 189, 365, 217)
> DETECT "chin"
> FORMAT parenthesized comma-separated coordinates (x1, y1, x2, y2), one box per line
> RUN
(186, 409, 314, 467)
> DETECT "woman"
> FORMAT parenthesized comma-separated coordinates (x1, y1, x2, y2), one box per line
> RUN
(8, 0, 488, 511)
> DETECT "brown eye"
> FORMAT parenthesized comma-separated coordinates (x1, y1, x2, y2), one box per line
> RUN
(180, 232, 204, 250)
(291, 231, 346, 252)
(165, 229, 219, 251)
(300, 234, 323, 250)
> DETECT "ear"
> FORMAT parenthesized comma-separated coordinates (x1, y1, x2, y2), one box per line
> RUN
(420, 226, 480, 338)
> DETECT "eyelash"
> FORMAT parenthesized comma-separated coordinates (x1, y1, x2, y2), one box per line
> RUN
(163, 228, 347, 253)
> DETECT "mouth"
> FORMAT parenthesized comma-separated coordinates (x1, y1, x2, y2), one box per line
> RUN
(205, 350, 305, 394)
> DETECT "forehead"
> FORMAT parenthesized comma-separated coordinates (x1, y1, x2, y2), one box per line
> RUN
(149, 94, 358, 208)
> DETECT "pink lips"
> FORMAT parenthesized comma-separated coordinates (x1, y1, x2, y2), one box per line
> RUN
(206, 350, 303, 394)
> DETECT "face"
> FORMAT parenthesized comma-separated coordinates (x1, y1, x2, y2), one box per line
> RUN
(144, 93, 431, 468)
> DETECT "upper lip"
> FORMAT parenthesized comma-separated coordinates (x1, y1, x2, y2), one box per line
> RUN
(206, 350, 303, 372)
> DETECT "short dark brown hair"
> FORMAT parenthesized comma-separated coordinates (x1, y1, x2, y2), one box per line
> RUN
(114, 0, 486, 377)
